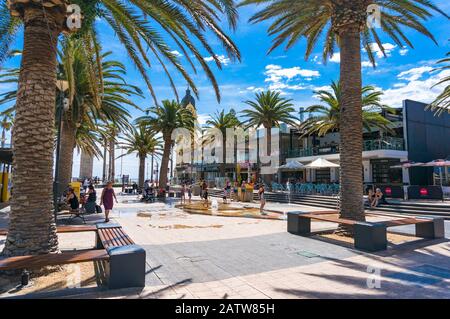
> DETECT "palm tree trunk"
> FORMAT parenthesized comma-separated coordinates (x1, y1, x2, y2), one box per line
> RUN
(3, 5, 63, 256)
(150, 154, 154, 183)
(159, 136, 172, 189)
(138, 155, 146, 188)
(57, 119, 76, 196)
(108, 138, 115, 182)
(265, 126, 273, 184)
(338, 26, 365, 222)
(1, 128, 5, 148)
(221, 135, 226, 177)
(102, 139, 107, 183)
(79, 149, 94, 179)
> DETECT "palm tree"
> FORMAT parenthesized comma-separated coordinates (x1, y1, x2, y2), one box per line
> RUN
(138, 100, 195, 189)
(105, 123, 121, 183)
(56, 39, 141, 195)
(119, 124, 162, 188)
(429, 52, 450, 115)
(241, 0, 448, 223)
(1, 38, 140, 197)
(241, 90, 296, 182)
(0, 112, 13, 148)
(300, 81, 394, 137)
(205, 109, 240, 177)
(1, 0, 240, 256)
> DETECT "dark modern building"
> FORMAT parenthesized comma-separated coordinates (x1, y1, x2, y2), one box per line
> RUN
(284, 100, 450, 189)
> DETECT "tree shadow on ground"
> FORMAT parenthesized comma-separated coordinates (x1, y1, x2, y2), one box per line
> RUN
(273, 241, 450, 299)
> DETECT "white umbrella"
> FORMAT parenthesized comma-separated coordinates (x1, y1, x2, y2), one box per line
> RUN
(305, 158, 339, 168)
(278, 160, 305, 170)
(390, 161, 424, 169)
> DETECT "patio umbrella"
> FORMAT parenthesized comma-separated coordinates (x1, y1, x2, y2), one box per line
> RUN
(422, 159, 450, 187)
(278, 161, 305, 170)
(390, 161, 424, 169)
(422, 159, 450, 167)
(305, 158, 339, 168)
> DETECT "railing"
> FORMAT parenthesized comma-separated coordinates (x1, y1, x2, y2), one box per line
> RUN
(288, 137, 404, 158)
(363, 137, 404, 151)
(271, 182, 340, 195)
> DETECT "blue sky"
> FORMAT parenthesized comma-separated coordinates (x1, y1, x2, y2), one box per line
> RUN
(1, 2, 449, 179)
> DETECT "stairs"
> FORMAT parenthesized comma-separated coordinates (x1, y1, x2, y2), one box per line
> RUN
(367, 201, 450, 218)
(208, 189, 338, 209)
(208, 188, 450, 219)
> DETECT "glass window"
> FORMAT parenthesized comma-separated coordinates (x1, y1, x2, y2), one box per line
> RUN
(371, 159, 402, 185)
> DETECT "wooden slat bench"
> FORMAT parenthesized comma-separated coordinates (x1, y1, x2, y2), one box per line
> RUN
(287, 211, 445, 252)
(0, 249, 109, 271)
(0, 223, 146, 290)
(95, 223, 145, 289)
(96, 225, 134, 249)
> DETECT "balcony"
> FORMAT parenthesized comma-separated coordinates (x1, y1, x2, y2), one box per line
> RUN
(287, 137, 405, 158)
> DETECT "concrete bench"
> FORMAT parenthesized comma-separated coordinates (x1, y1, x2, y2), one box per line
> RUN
(287, 211, 445, 252)
(96, 223, 146, 289)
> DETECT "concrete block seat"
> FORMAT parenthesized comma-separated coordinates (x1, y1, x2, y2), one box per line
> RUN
(287, 211, 445, 252)
(96, 223, 146, 289)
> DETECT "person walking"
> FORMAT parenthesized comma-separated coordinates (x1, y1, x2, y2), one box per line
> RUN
(181, 183, 187, 204)
(100, 181, 118, 223)
(203, 183, 209, 208)
(83, 178, 90, 192)
(233, 181, 239, 202)
(259, 184, 267, 215)
(187, 184, 192, 203)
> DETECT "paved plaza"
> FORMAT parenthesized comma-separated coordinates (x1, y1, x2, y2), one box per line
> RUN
(1, 192, 450, 299)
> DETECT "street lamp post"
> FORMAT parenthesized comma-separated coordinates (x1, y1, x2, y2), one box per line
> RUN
(53, 80, 69, 223)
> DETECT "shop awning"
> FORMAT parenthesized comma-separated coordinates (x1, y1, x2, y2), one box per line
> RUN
(278, 161, 305, 170)
(305, 158, 339, 168)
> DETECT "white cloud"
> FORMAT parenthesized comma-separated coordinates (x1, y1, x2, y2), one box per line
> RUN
(263, 64, 320, 93)
(197, 113, 212, 125)
(382, 68, 449, 107)
(170, 50, 183, 57)
(397, 66, 433, 82)
(312, 55, 322, 64)
(362, 60, 375, 68)
(399, 48, 409, 56)
(366, 43, 397, 58)
(245, 86, 265, 93)
(204, 54, 231, 66)
(329, 53, 340, 63)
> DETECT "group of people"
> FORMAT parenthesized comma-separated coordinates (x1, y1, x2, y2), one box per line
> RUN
(65, 181, 118, 223)
(177, 179, 266, 214)
(367, 188, 387, 208)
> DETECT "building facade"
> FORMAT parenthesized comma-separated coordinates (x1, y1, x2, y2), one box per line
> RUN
(284, 99, 450, 187)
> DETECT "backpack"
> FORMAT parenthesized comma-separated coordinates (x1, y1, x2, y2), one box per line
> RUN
(95, 205, 103, 214)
